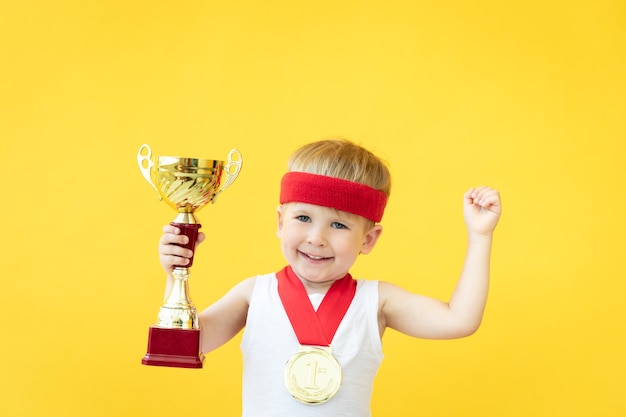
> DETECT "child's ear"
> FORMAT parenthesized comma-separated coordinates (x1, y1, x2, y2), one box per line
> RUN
(360, 224, 383, 254)
(276, 205, 284, 238)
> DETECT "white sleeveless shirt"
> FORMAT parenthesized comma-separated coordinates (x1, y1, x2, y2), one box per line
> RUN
(240, 273, 383, 417)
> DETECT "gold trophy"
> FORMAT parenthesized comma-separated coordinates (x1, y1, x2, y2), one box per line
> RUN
(137, 144, 242, 368)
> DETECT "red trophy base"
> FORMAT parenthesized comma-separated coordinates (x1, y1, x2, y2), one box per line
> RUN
(142, 326, 204, 369)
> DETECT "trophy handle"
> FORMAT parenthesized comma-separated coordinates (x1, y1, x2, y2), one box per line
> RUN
(137, 144, 162, 200)
(212, 148, 242, 203)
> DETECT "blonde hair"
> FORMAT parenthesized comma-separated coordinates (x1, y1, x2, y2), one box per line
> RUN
(287, 139, 392, 198)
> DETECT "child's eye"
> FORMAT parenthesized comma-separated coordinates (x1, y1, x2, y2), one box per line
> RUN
(331, 222, 347, 229)
(296, 215, 311, 222)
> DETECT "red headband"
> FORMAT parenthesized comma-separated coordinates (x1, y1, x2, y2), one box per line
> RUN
(280, 171, 388, 222)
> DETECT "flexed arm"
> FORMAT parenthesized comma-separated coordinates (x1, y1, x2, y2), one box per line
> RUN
(380, 187, 502, 339)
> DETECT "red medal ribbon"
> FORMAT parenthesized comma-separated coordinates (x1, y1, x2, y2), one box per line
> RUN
(276, 265, 357, 346)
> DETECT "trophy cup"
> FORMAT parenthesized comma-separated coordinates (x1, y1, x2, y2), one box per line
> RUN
(137, 144, 242, 368)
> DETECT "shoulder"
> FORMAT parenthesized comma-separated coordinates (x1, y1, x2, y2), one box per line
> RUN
(355, 278, 379, 295)
(376, 280, 424, 328)
(229, 272, 281, 303)
(225, 276, 258, 304)
(377, 280, 429, 309)
(377, 280, 401, 303)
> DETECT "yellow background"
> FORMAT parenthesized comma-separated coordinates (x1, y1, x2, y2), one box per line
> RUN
(1, 1, 624, 416)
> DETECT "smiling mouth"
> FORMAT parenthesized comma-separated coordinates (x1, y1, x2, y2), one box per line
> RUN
(300, 251, 332, 261)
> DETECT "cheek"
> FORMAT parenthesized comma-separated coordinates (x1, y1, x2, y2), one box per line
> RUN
(337, 237, 363, 254)
(279, 224, 300, 244)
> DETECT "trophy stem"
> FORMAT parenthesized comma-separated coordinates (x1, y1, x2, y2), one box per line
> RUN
(157, 267, 199, 329)
(157, 222, 202, 330)
(164, 268, 193, 306)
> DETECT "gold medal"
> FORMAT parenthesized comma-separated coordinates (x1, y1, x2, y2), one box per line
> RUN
(284, 345, 342, 404)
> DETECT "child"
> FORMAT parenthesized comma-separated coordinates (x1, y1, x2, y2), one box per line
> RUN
(158, 139, 501, 416)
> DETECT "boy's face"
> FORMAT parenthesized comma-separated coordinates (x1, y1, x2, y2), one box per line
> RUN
(277, 202, 382, 292)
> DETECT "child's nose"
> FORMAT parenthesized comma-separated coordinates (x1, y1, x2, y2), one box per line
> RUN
(307, 227, 327, 246)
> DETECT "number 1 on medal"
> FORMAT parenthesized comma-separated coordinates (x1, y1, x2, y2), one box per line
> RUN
(305, 360, 319, 389)
(305, 360, 328, 390)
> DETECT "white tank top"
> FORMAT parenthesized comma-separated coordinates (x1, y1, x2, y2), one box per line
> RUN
(240, 273, 383, 417)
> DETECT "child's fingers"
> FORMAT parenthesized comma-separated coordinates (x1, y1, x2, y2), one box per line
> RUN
(469, 187, 500, 207)
(162, 224, 181, 234)
(159, 225, 189, 246)
(164, 242, 193, 257)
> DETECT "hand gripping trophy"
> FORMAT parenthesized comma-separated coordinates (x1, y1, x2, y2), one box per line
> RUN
(137, 144, 242, 368)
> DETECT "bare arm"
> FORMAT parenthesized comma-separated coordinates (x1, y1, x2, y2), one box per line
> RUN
(198, 277, 255, 353)
(380, 187, 501, 339)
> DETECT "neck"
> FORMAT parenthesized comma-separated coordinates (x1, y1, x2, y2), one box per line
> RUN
(289, 268, 351, 295)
